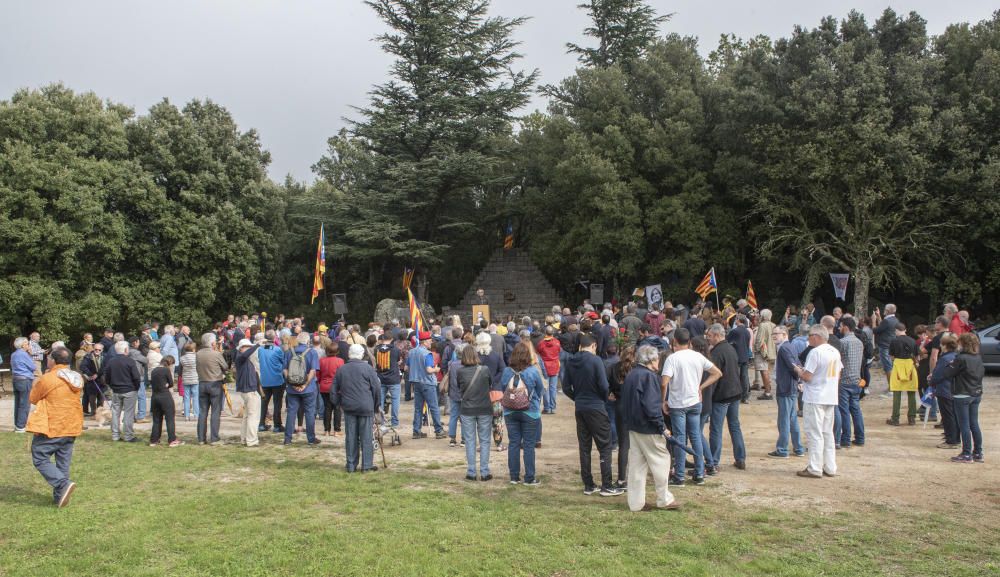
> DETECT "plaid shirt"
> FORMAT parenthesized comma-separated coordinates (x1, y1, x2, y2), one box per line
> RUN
(838, 333, 863, 386)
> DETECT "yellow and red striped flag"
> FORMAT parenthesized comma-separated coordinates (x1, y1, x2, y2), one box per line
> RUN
(407, 287, 425, 333)
(402, 267, 414, 290)
(310, 224, 326, 304)
(694, 267, 717, 299)
(746, 280, 758, 310)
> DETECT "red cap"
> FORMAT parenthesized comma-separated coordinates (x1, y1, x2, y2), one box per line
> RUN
(418, 331, 432, 341)
(587, 311, 600, 320)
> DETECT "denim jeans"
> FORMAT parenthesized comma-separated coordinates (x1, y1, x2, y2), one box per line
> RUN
(111, 390, 137, 441)
(953, 396, 983, 457)
(545, 375, 559, 412)
(775, 395, 804, 456)
(315, 388, 325, 419)
(412, 382, 442, 434)
(344, 413, 374, 471)
(461, 414, 492, 477)
(710, 400, 746, 465)
(669, 403, 704, 478)
(13, 377, 33, 430)
(738, 363, 750, 401)
(838, 383, 865, 446)
(31, 435, 75, 503)
(285, 391, 317, 443)
(878, 346, 892, 374)
(198, 381, 224, 443)
(380, 382, 400, 426)
(698, 410, 713, 467)
(183, 383, 200, 418)
(136, 379, 148, 419)
(448, 399, 463, 439)
(506, 411, 539, 482)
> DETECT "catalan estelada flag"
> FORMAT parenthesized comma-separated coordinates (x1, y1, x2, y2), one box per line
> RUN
(402, 267, 414, 290)
(407, 287, 424, 333)
(311, 224, 326, 304)
(746, 280, 758, 310)
(694, 267, 717, 300)
(503, 220, 514, 250)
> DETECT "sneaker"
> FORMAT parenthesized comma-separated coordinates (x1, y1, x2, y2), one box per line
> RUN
(793, 451, 806, 457)
(209, 440, 224, 446)
(449, 438, 457, 448)
(480, 474, 493, 482)
(599, 486, 624, 497)
(362, 466, 379, 472)
(615, 480, 628, 490)
(705, 465, 719, 476)
(885, 419, 901, 426)
(757, 394, 774, 401)
(412, 432, 427, 439)
(57, 482, 76, 508)
(124, 438, 139, 443)
(523, 479, 541, 487)
(973, 454, 984, 463)
(668, 477, 685, 487)
(307, 439, 322, 446)
(257, 425, 268, 432)
(149, 442, 158, 447)
(272, 425, 284, 433)
(509, 479, 521, 485)
(434, 432, 448, 440)
(951, 454, 973, 463)
(13, 428, 26, 434)
(796, 469, 822, 478)
(852, 441, 865, 447)
(466, 475, 478, 481)
(734, 460, 746, 470)
(583, 486, 598, 495)
(168, 440, 185, 447)
(767, 451, 788, 459)
(937, 442, 959, 449)
(693, 476, 706, 486)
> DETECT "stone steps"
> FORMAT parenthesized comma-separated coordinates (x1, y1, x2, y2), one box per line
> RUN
(444, 248, 561, 324)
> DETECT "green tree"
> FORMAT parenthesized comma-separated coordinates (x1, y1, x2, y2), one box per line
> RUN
(747, 10, 954, 316)
(311, 0, 536, 306)
(567, 0, 671, 68)
(0, 85, 150, 339)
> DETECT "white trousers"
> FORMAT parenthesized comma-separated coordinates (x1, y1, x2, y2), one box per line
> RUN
(627, 431, 676, 512)
(240, 391, 261, 447)
(803, 402, 837, 475)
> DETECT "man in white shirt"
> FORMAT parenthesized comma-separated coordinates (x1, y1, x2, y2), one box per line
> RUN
(794, 325, 843, 478)
(660, 328, 722, 485)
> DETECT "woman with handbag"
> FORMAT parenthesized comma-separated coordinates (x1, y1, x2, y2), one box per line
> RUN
(498, 342, 546, 486)
(457, 346, 492, 481)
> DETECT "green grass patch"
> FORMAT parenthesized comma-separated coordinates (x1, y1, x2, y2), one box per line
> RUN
(0, 431, 996, 577)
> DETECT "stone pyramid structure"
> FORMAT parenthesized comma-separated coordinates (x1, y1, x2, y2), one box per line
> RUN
(443, 248, 562, 322)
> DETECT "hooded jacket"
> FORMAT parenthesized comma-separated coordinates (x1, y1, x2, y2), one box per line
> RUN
(27, 365, 84, 438)
(563, 351, 609, 412)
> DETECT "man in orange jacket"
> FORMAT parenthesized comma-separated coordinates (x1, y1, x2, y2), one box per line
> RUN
(27, 347, 84, 508)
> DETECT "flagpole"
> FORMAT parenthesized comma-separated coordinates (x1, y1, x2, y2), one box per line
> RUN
(714, 267, 721, 311)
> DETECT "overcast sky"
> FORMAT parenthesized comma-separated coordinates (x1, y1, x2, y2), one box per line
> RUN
(2, 1, 995, 182)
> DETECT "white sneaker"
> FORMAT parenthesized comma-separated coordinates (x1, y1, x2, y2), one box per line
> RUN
(13, 428, 26, 433)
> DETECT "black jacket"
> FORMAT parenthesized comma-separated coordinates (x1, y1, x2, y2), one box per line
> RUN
(102, 353, 141, 394)
(710, 341, 743, 403)
(332, 360, 380, 416)
(563, 351, 609, 412)
(558, 330, 581, 354)
(941, 353, 984, 397)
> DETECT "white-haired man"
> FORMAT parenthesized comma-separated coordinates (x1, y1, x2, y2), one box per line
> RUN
(102, 340, 142, 442)
(333, 344, 382, 472)
(753, 309, 777, 400)
(794, 326, 843, 478)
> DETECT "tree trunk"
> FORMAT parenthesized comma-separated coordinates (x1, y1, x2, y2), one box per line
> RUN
(853, 265, 871, 319)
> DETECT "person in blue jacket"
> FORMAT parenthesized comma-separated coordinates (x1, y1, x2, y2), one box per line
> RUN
(283, 332, 321, 446)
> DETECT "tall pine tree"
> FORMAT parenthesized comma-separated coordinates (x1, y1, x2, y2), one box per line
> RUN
(311, 0, 536, 304)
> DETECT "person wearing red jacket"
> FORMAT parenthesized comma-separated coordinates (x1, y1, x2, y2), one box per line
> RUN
(318, 342, 345, 437)
(535, 327, 562, 414)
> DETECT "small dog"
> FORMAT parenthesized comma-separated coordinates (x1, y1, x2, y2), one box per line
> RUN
(93, 405, 112, 427)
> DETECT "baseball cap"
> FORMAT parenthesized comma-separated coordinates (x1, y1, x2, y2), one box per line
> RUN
(418, 331, 432, 341)
(237, 338, 253, 349)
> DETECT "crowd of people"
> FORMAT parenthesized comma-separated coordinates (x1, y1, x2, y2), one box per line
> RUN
(8, 297, 987, 511)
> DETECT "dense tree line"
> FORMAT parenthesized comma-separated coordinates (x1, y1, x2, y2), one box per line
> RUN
(2, 2, 998, 341)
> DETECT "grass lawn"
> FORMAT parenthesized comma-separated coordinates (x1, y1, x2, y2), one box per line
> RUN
(0, 431, 996, 577)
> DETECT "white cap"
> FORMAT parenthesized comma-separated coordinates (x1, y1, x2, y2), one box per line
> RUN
(237, 338, 253, 349)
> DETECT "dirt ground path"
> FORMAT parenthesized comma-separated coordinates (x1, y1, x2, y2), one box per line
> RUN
(4, 372, 998, 517)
